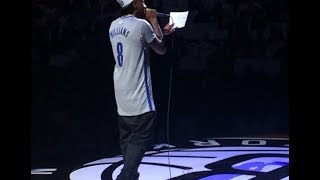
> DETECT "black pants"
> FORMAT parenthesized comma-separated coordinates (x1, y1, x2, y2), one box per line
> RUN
(116, 111, 156, 180)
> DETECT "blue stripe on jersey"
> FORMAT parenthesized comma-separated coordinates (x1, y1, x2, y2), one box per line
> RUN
(143, 48, 153, 111)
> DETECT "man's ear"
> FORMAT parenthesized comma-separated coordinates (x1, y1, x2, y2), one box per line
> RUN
(132, 1, 138, 9)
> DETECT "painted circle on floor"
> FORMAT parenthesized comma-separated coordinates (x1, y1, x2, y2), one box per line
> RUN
(69, 137, 289, 180)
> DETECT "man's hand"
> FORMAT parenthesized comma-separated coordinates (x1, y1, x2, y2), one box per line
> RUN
(163, 23, 175, 36)
(145, 8, 157, 23)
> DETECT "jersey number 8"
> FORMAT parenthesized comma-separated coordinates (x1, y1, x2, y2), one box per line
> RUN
(117, 42, 123, 67)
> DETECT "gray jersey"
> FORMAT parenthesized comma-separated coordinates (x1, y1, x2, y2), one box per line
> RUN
(109, 15, 157, 116)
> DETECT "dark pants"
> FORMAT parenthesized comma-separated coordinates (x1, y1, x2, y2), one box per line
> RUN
(116, 111, 156, 180)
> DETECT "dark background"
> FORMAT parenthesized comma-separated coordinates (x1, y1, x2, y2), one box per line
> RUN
(31, 0, 288, 168)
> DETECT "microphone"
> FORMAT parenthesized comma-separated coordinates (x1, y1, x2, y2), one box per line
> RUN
(156, 12, 170, 17)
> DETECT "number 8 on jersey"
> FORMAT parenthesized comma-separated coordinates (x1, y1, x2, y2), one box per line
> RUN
(117, 42, 123, 67)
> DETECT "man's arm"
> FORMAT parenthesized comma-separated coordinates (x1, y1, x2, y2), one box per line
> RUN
(145, 8, 175, 55)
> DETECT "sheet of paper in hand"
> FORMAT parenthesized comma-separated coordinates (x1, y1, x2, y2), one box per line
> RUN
(169, 11, 189, 29)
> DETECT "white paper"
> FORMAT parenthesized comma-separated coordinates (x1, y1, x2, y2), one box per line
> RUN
(169, 11, 189, 29)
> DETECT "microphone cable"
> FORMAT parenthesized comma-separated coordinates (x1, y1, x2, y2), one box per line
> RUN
(157, 13, 175, 178)
(166, 23, 175, 179)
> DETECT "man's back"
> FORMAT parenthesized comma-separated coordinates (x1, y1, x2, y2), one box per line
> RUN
(109, 15, 157, 116)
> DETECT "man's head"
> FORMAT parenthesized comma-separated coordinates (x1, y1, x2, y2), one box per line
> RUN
(117, 0, 146, 19)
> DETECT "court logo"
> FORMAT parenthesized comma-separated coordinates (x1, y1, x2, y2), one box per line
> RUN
(68, 138, 289, 180)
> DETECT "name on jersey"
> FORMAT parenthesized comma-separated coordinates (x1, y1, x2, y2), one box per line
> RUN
(109, 27, 130, 38)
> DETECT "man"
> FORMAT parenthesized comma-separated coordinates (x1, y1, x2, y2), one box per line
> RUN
(109, 0, 175, 179)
